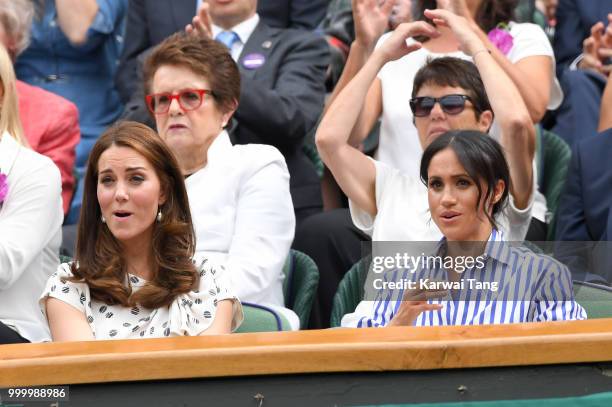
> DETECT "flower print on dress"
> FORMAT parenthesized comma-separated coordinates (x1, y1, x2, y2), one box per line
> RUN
(0, 170, 8, 206)
(488, 23, 514, 56)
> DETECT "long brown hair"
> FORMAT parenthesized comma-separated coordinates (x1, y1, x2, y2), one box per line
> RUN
(71, 121, 199, 309)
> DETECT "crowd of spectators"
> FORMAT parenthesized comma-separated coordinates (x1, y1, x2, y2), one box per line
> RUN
(0, 0, 610, 343)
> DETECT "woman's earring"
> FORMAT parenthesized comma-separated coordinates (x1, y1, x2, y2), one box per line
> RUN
(101, 215, 106, 223)
(157, 209, 162, 222)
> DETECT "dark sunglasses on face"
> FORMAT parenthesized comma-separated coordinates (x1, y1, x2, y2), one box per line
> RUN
(145, 89, 215, 115)
(409, 94, 473, 117)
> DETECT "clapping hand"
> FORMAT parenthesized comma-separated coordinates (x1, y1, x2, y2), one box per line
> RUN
(353, 0, 397, 51)
(580, 14, 612, 77)
(186, 2, 213, 39)
(373, 21, 439, 63)
(424, 8, 483, 56)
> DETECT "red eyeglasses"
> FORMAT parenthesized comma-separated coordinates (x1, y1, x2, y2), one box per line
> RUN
(145, 89, 215, 114)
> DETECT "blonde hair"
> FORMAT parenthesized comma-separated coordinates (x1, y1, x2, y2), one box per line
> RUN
(0, 44, 25, 145)
(0, 0, 34, 58)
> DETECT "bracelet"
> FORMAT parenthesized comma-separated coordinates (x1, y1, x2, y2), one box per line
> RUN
(472, 48, 491, 59)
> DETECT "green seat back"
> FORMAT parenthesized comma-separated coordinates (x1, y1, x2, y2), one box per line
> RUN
(282, 249, 319, 328)
(59, 254, 73, 264)
(573, 282, 612, 319)
(537, 127, 572, 240)
(302, 141, 324, 178)
(330, 257, 370, 328)
(235, 303, 292, 333)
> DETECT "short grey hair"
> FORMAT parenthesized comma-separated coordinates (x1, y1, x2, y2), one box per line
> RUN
(0, 0, 34, 58)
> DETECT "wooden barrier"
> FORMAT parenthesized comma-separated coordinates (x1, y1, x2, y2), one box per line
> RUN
(2, 319, 612, 387)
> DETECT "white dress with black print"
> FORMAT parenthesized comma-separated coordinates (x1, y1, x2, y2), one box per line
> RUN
(40, 257, 243, 340)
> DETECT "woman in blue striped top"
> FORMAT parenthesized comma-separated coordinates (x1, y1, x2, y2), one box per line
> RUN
(342, 131, 586, 328)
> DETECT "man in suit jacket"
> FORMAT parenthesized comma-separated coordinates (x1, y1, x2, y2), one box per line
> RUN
(116, 0, 329, 224)
(555, 73, 612, 284)
(551, 0, 611, 147)
(116, 0, 328, 102)
(554, 0, 610, 70)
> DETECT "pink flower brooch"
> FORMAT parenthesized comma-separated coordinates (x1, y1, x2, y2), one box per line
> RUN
(0, 170, 8, 207)
(488, 23, 514, 56)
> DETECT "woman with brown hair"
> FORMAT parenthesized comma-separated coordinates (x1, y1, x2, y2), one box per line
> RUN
(41, 121, 243, 341)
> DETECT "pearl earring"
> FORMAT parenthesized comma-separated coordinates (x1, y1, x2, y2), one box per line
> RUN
(157, 209, 162, 222)
(101, 215, 106, 223)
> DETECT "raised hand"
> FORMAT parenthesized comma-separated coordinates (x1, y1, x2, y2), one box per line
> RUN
(353, 0, 397, 51)
(374, 21, 440, 63)
(424, 8, 483, 56)
(579, 17, 612, 77)
(186, 2, 213, 39)
(601, 14, 612, 77)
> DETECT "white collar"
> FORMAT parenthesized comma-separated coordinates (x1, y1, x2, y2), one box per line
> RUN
(212, 13, 260, 46)
(186, 130, 232, 182)
(206, 130, 232, 164)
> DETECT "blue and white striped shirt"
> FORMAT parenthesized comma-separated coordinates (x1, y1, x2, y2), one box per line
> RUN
(342, 230, 587, 328)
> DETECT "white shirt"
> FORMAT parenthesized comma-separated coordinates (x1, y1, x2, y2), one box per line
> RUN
(349, 159, 533, 242)
(0, 132, 62, 342)
(212, 14, 260, 61)
(374, 22, 561, 223)
(186, 131, 299, 329)
(41, 256, 243, 339)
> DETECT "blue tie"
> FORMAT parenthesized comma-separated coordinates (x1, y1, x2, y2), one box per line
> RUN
(215, 31, 239, 50)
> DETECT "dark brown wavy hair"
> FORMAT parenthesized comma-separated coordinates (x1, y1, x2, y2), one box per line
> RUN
(414, 0, 518, 33)
(70, 121, 199, 309)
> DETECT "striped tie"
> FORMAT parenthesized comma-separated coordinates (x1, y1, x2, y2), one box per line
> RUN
(215, 31, 239, 50)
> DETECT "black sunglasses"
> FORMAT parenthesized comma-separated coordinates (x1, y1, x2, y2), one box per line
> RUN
(409, 95, 473, 117)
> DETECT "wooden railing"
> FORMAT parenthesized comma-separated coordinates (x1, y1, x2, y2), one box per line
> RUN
(2, 319, 612, 387)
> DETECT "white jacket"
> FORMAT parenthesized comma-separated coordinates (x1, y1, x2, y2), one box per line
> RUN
(0, 132, 62, 342)
(185, 131, 298, 329)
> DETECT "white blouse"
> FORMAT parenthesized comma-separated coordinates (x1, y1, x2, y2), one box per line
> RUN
(40, 257, 243, 339)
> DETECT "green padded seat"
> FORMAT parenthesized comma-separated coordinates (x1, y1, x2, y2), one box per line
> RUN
(330, 257, 370, 328)
(59, 254, 73, 264)
(283, 249, 319, 329)
(302, 141, 324, 178)
(573, 281, 612, 319)
(234, 303, 291, 333)
(536, 127, 572, 240)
